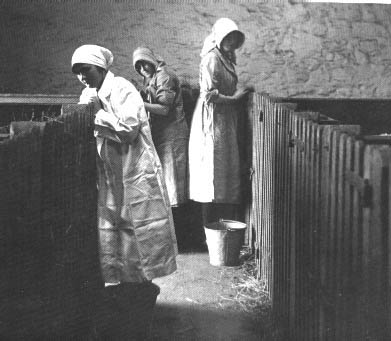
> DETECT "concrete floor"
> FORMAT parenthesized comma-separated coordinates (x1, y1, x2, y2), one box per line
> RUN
(149, 251, 273, 341)
(1, 248, 276, 341)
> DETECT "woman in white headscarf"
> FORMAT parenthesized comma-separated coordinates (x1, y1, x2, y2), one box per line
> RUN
(71, 45, 177, 288)
(132, 47, 189, 208)
(188, 18, 252, 226)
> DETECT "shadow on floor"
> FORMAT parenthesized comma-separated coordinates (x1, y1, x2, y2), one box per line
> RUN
(150, 302, 267, 341)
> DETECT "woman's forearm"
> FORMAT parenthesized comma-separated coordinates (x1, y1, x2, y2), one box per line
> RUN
(206, 88, 249, 105)
(213, 93, 238, 104)
(144, 102, 169, 116)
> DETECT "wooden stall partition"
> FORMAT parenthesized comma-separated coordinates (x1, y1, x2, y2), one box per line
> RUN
(250, 92, 263, 276)
(244, 93, 256, 251)
(250, 93, 391, 340)
(287, 112, 323, 340)
(290, 111, 306, 339)
(0, 102, 99, 339)
(348, 138, 366, 341)
(308, 116, 331, 341)
(272, 102, 293, 331)
(280, 103, 294, 331)
(52, 104, 100, 338)
(336, 134, 362, 341)
(287, 109, 298, 334)
(361, 143, 391, 340)
(259, 93, 272, 293)
(302, 116, 321, 341)
(0, 124, 48, 338)
(250, 93, 280, 296)
(333, 130, 363, 341)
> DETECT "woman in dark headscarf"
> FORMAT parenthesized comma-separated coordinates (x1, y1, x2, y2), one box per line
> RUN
(133, 47, 189, 208)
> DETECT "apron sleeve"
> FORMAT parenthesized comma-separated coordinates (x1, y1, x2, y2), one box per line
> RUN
(95, 81, 146, 144)
(200, 52, 221, 103)
(154, 71, 177, 107)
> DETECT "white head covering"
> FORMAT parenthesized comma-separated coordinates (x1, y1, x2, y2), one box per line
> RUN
(132, 47, 159, 74)
(200, 18, 245, 57)
(71, 44, 114, 73)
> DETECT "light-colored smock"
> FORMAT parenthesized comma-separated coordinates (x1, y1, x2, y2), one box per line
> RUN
(145, 64, 189, 206)
(189, 47, 241, 204)
(84, 71, 177, 283)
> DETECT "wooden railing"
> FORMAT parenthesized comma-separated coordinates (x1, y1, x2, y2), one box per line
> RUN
(0, 102, 100, 339)
(246, 93, 391, 340)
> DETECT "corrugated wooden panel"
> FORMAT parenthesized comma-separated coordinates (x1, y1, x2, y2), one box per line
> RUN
(362, 144, 391, 340)
(288, 111, 299, 334)
(350, 138, 366, 341)
(251, 93, 263, 277)
(0, 103, 99, 339)
(243, 94, 255, 248)
(248, 94, 391, 340)
(261, 95, 274, 295)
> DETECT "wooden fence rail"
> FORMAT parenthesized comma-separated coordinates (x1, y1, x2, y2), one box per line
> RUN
(247, 93, 391, 340)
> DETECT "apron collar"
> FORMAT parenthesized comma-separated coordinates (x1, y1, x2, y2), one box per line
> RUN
(98, 70, 115, 100)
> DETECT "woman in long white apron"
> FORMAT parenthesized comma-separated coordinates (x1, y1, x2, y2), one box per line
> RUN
(72, 44, 177, 286)
(188, 18, 252, 226)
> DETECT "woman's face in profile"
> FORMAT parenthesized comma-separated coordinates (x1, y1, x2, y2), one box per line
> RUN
(136, 61, 155, 79)
(220, 31, 241, 53)
(76, 63, 106, 89)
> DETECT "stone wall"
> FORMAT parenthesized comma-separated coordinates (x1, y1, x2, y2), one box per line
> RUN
(1, 1, 391, 98)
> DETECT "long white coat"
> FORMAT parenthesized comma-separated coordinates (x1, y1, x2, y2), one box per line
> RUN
(82, 71, 177, 283)
(188, 48, 241, 204)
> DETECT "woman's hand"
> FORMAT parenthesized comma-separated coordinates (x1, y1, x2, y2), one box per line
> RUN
(208, 86, 254, 104)
(233, 88, 249, 101)
(140, 89, 149, 102)
(205, 89, 219, 103)
(79, 87, 101, 114)
(88, 96, 102, 114)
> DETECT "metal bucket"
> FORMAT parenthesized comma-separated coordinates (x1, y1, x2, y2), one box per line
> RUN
(204, 220, 247, 266)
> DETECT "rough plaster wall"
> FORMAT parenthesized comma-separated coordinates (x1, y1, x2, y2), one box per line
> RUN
(1, 1, 391, 98)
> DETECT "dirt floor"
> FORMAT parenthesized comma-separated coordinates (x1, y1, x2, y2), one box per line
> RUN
(149, 250, 277, 341)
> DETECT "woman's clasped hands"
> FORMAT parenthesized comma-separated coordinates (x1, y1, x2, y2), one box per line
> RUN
(78, 87, 102, 114)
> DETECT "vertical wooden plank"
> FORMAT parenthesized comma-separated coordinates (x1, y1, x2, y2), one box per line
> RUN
(363, 145, 390, 340)
(328, 128, 340, 340)
(317, 125, 359, 340)
(300, 115, 308, 340)
(253, 93, 263, 281)
(274, 102, 281, 320)
(284, 106, 292, 328)
(274, 102, 280, 317)
(341, 134, 355, 340)
(350, 139, 365, 341)
(289, 111, 298, 337)
(319, 124, 335, 340)
(308, 119, 319, 340)
(313, 122, 324, 341)
(306, 118, 316, 341)
(281, 105, 292, 329)
(335, 131, 346, 341)
(264, 96, 273, 297)
(388, 147, 391, 339)
(361, 144, 372, 341)
(256, 93, 263, 281)
(246, 93, 256, 251)
(298, 114, 307, 340)
(293, 112, 305, 340)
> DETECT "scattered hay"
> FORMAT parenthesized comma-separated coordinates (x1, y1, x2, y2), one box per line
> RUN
(231, 251, 271, 315)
